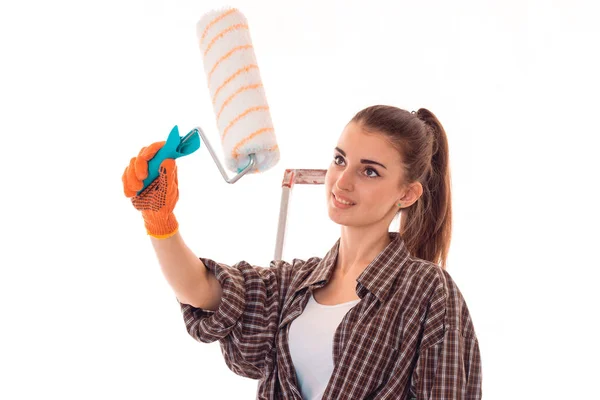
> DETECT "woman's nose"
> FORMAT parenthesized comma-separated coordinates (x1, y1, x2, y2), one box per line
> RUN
(335, 169, 354, 191)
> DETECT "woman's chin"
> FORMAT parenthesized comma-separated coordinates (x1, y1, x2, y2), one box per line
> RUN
(328, 208, 356, 225)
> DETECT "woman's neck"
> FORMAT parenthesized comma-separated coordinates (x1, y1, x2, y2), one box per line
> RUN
(336, 227, 392, 278)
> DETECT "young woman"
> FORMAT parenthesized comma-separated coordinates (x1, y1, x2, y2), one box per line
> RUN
(122, 105, 482, 399)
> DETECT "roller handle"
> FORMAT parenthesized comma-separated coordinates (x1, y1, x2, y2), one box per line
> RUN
(137, 125, 201, 195)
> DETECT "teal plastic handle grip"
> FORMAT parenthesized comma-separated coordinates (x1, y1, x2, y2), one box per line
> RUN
(138, 125, 201, 195)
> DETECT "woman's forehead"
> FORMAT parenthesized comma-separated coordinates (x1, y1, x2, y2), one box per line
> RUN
(337, 122, 401, 162)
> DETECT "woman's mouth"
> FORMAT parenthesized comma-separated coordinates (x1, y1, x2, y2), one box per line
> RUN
(332, 193, 356, 209)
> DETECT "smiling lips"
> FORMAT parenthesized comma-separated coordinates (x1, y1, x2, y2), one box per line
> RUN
(333, 193, 356, 206)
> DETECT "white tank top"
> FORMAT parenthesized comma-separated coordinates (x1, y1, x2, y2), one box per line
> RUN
(288, 291, 362, 400)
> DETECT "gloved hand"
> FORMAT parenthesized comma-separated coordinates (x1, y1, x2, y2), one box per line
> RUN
(122, 141, 180, 239)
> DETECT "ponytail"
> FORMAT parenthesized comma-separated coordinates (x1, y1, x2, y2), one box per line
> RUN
(400, 108, 452, 269)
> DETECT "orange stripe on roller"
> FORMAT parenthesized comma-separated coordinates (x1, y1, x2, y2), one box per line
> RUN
(231, 128, 275, 158)
(204, 23, 248, 56)
(212, 64, 258, 105)
(200, 9, 238, 45)
(221, 105, 269, 141)
(207, 45, 253, 82)
(217, 83, 263, 121)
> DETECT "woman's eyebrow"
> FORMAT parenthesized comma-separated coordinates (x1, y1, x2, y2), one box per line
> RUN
(335, 147, 387, 169)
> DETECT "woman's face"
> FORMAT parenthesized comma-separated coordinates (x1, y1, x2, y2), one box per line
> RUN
(325, 121, 406, 228)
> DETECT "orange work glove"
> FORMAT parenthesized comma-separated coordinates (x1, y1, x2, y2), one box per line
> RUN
(122, 141, 180, 239)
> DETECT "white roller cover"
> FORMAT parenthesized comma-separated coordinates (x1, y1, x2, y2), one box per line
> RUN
(197, 7, 280, 174)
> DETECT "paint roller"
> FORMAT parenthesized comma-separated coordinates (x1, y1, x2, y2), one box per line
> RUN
(138, 7, 279, 194)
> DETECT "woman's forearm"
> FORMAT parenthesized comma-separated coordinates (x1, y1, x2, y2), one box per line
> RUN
(150, 231, 213, 308)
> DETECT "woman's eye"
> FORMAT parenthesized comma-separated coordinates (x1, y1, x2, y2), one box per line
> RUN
(333, 155, 379, 178)
(365, 168, 379, 178)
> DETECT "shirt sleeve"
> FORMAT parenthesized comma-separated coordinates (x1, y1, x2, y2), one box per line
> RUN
(409, 269, 483, 399)
(176, 257, 300, 380)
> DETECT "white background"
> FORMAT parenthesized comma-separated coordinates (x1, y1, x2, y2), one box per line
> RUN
(1, 0, 598, 398)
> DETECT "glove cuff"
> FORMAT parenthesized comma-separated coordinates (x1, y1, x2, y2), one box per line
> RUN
(144, 213, 179, 239)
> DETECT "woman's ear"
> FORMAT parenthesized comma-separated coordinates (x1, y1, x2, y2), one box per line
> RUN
(398, 182, 423, 208)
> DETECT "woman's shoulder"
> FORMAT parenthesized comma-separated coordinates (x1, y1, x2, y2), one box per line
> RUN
(263, 256, 324, 287)
(405, 257, 464, 297)
(266, 256, 322, 277)
(404, 257, 477, 337)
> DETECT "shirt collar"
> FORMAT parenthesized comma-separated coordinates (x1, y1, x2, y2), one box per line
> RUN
(298, 232, 412, 303)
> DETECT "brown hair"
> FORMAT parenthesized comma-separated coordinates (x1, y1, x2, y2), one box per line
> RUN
(350, 105, 452, 269)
